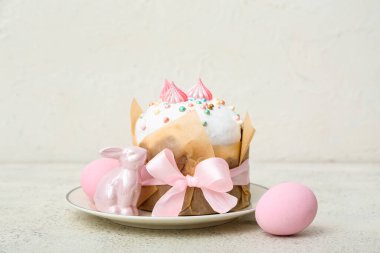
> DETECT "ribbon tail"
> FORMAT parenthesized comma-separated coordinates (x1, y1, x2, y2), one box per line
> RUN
(230, 159, 250, 185)
(202, 189, 238, 214)
(151, 185, 186, 217)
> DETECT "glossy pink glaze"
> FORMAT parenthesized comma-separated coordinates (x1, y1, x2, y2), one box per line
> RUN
(80, 158, 120, 200)
(255, 182, 318, 236)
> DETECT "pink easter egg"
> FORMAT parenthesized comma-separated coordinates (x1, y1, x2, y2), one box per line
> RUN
(80, 158, 120, 200)
(255, 182, 318, 236)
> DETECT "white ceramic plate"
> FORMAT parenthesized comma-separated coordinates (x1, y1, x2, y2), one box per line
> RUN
(66, 183, 267, 229)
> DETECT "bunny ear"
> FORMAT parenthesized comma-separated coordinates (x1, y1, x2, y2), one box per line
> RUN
(99, 147, 123, 159)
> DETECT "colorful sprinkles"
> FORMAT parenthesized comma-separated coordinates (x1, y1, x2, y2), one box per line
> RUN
(137, 80, 244, 143)
(141, 97, 241, 128)
(214, 98, 226, 106)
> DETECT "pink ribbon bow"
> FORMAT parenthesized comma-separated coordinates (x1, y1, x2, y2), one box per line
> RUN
(141, 148, 249, 217)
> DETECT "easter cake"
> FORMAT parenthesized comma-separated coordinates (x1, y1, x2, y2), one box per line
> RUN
(131, 79, 255, 216)
(80, 79, 255, 217)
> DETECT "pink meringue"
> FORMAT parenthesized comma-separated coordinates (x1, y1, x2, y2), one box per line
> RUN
(171, 81, 188, 99)
(159, 79, 171, 100)
(162, 81, 188, 103)
(187, 79, 213, 100)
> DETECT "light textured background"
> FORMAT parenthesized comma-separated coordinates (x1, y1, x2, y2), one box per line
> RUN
(0, 0, 379, 163)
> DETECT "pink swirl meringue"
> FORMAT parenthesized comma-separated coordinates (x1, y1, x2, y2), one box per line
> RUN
(187, 79, 213, 100)
(162, 81, 188, 103)
(171, 81, 188, 100)
(159, 79, 171, 100)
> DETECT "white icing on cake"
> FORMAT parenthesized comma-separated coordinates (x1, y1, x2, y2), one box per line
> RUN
(135, 98, 242, 146)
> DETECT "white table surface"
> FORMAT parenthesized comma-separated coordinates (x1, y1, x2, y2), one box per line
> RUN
(1, 162, 379, 253)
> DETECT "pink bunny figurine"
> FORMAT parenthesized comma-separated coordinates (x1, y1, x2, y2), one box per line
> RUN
(93, 146, 147, 216)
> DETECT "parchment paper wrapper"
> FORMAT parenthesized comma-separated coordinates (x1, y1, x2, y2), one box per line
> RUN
(131, 99, 255, 215)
